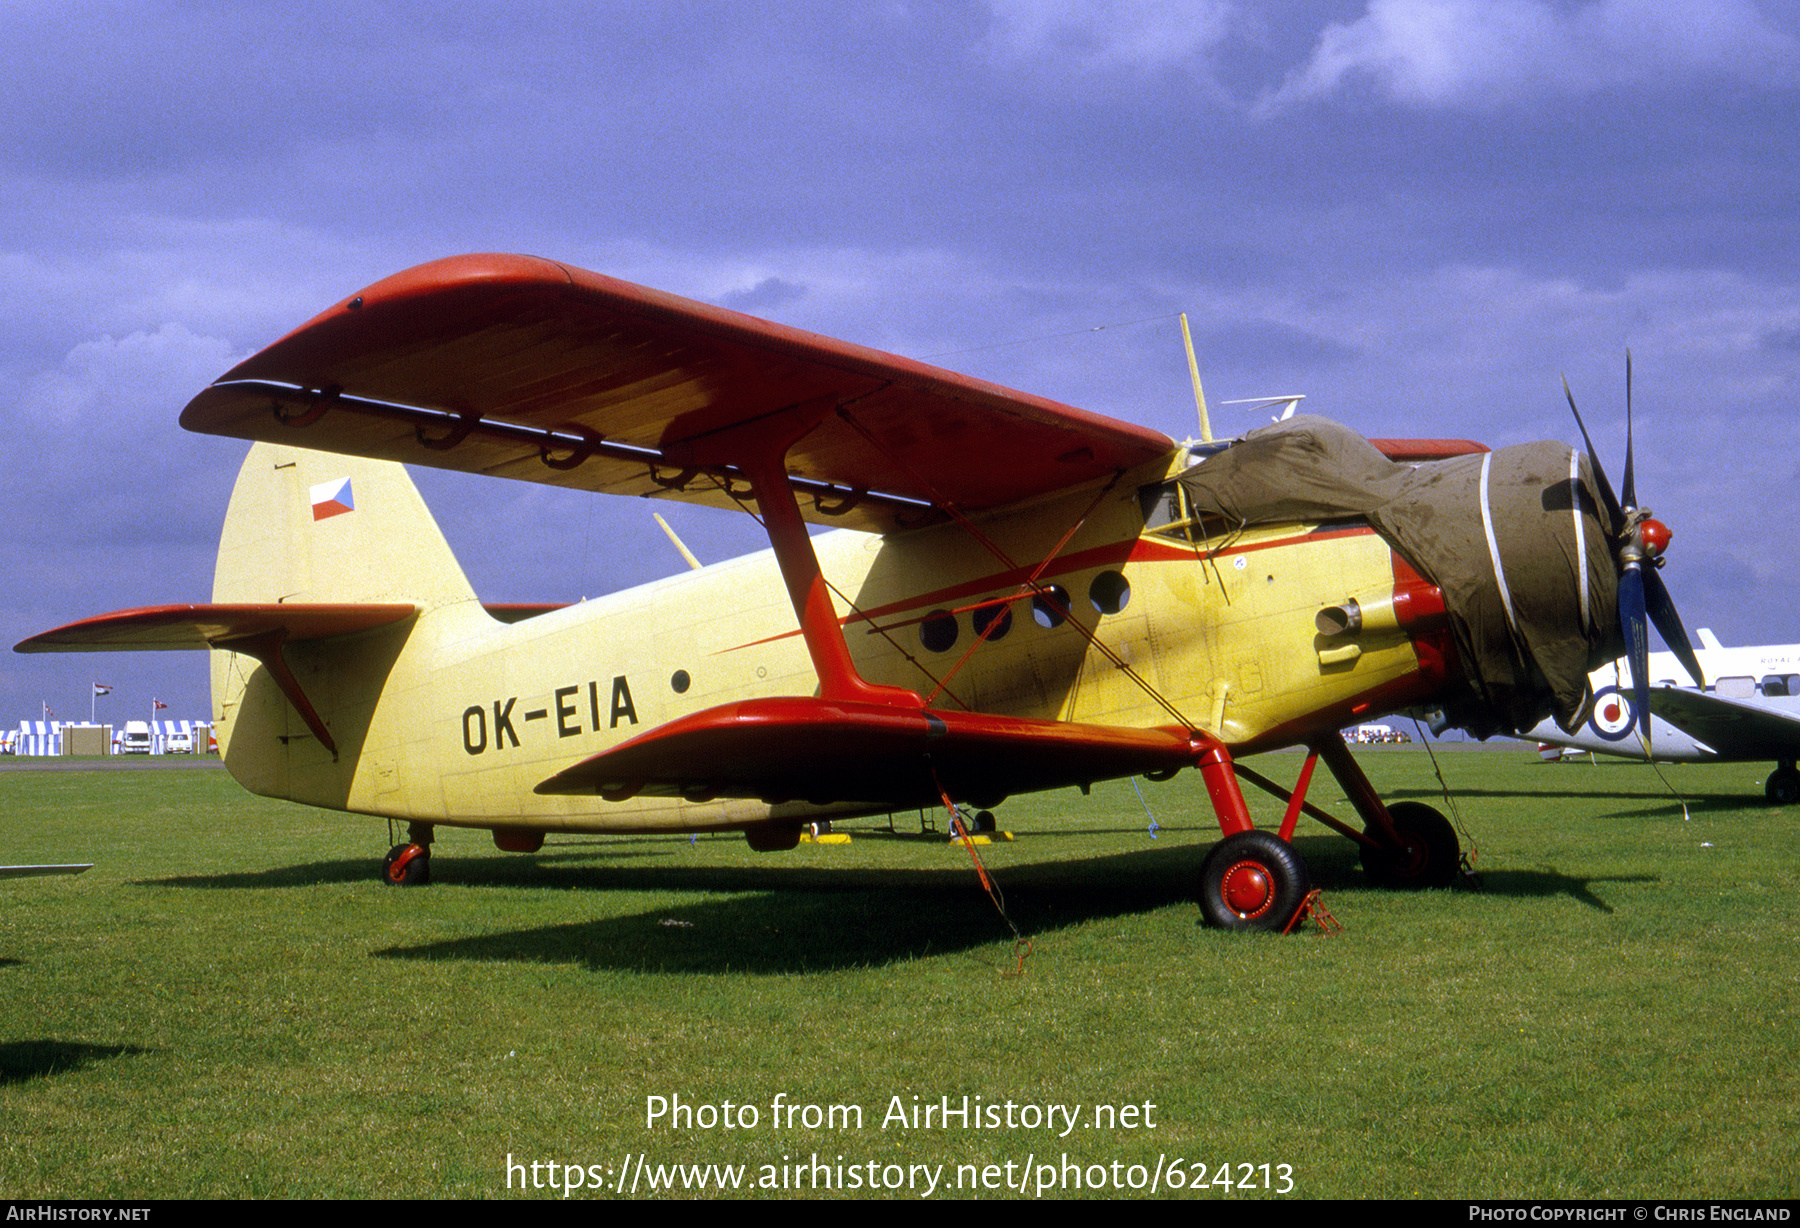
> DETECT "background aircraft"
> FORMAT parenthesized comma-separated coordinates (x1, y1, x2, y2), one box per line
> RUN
(1527, 630, 1800, 802)
(16, 254, 1700, 931)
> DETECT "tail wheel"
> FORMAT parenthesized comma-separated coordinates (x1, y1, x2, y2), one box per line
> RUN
(1360, 801, 1459, 889)
(1199, 830, 1311, 932)
(382, 842, 431, 887)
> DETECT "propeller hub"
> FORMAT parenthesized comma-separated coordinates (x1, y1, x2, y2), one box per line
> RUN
(1637, 517, 1672, 560)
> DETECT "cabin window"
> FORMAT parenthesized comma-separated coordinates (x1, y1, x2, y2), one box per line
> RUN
(1032, 586, 1071, 629)
(1715, 675, 1756, 699)
(921, 610, 958, 652)
(1763, 675, 1794, 697)
(670, 670, 691, 694)
(1090, 571, 1131, 615)
(972, 602, 1013, 641)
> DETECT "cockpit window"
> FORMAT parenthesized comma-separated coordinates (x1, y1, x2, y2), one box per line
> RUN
(1139, 481, 1197, 543)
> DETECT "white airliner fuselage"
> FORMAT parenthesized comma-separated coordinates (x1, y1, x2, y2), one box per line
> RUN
(1526, 629, 1800, 800)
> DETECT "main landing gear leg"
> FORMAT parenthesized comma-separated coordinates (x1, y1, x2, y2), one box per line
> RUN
(1317, 735, 1459, 889)
(383, 822, 434, 887)
(1193, 740, 1313, 932)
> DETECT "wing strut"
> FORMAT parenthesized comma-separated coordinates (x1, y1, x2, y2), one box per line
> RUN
(668, 398, 923, 709)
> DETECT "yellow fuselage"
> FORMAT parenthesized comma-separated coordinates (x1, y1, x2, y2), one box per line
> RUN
(215, 455, 1434, 834)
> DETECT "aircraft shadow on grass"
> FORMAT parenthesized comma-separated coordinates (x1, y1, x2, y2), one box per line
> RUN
(137, 833, 1652, 972)
(1470, 869, 1658, 915)
(363, 837, 1367, 974)
(136, 845, 680, 891)
(0, 1040, 151, 1085)
(1384, 784, 1750, 813)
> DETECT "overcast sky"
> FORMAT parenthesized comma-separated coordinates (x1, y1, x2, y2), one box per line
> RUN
(4, 0, 1798, 727)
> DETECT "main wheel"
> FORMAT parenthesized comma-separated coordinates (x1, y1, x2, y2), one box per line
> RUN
(1766, 767, 1800, 805)
(1360, 802, 1459, 889)
(1199, 830, 1312, 932)
(382, 842, 431, 886)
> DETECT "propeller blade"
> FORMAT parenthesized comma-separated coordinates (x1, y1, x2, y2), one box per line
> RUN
(1563, 376, 1624, 531)
(1645, 565, 1704, 689)
(1620, 565, 1652, 756)
(1620, 350, 1637, 511)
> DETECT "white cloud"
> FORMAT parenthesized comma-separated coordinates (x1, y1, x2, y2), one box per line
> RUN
(1260, 0, 1800, 112)
(19, 323, 237, 427)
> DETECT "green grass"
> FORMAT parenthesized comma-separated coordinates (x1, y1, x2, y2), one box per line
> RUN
(1, 749, 1796, 1199)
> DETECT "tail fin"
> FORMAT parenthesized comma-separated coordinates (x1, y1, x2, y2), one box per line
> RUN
(212, 443, 475, 808)
(213, 442, 476, 607)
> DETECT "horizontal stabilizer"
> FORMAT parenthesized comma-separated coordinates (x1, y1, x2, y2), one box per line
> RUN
(14, 603, 417, 653)
(1648, 688, 1800, 760)
(535, 696, 1200, 808)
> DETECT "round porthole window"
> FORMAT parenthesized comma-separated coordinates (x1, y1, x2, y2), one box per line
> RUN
(1089, 570, 1131, 615)
(670, 670, 691, 694)
(921, 610, 958, 652)
(972, 603, 1013, 641)
(1032, 585, 1071, 629)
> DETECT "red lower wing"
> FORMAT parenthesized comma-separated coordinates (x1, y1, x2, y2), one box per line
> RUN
(535, 697, 1201, 808)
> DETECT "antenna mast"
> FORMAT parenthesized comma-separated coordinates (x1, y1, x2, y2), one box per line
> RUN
(1179, 313, 1213, 444)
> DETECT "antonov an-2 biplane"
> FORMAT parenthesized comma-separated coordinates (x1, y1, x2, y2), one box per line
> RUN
(17, 254, 1698, 930)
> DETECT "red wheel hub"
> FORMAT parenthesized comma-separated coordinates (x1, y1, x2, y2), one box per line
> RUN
(1220, 860, 1274, 918)
(387, 843, 425, 882)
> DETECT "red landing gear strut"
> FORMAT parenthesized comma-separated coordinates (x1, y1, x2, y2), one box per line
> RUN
(1190, 736, 1314, 932)
(1192, 733, 1462, 931)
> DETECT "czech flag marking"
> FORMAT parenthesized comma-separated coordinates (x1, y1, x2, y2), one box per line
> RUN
(310, 477, 354, 521)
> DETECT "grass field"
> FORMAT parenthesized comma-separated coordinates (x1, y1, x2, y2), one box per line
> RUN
(1, 748, 1795, 1200)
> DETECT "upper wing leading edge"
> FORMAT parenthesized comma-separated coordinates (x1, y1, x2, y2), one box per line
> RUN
(180, 254, 1177, 532)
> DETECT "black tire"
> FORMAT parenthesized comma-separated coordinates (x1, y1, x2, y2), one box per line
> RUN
(1766, 767, 1800, 805)
(1360, 802, 1459, 889)
(382, 843, 431, 887)
(970, 810, 997, 834)
(1199, 830, 1312, 932)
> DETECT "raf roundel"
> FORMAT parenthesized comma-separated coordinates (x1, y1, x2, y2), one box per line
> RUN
(1588, 686, 1637, 741)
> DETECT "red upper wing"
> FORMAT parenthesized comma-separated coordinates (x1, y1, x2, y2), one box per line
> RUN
(179, 254, 1177, 531)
